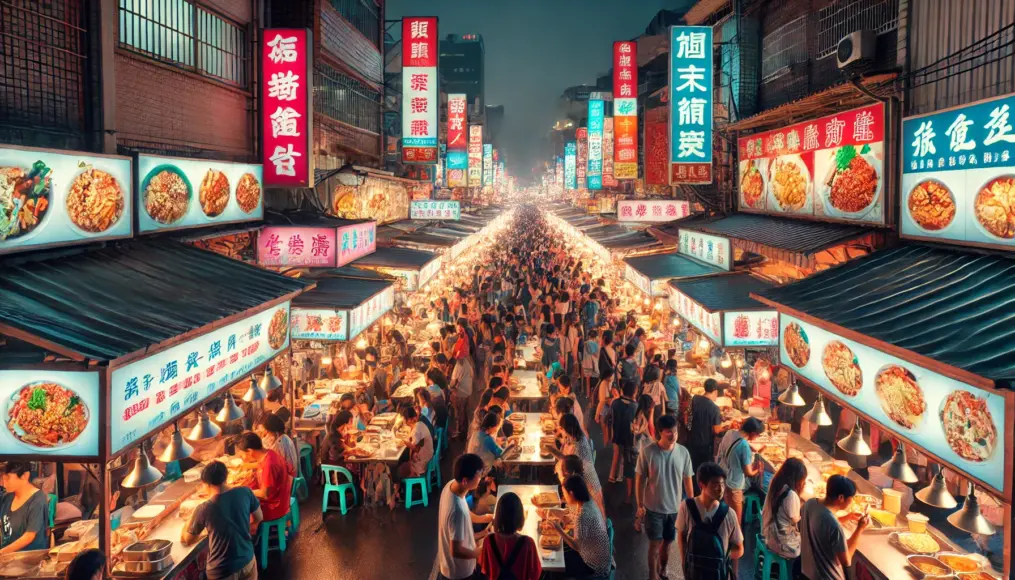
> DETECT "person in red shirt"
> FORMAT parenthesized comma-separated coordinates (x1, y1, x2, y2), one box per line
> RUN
(235, 431, 291, 523)
(479, 492, 542, 580)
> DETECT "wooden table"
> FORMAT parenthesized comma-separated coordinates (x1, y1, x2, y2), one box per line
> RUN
(509, 370, 544, 401)
(501, 413, 555, 466)
(497, 485, 565, 572)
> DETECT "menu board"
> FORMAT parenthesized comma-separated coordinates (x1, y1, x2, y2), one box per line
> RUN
(0, 145, 133, 255)
(737, 104, 885, 224)
(258, 226, 337, 267)
(617, 199, 690, 222)
(669, 287, 722, 345)
(291, 308, 347, 341)
(348, 286, 395, 340)
(678, 229, 731, 270)
(779, 313, 1008, 495)
(901, 92, 1015, 250)
(110, 301, 291, 453)
(335, 221, 377, 267)
(410, 200, 461, 220)
(138, 154, 263, 233)
(723, 310, 778, 347)
(0, 370, 100, 457)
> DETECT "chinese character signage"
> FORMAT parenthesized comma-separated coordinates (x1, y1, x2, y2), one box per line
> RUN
(258, 226, 337, 267)
(901, 92, 1015, 250)
(291, 308, 347, 342)
(447, 93, 467, 151)
(737, 104, 885, 224)
(577, 128, 588, 188)
(348, 286, 395, 340)
(401, 17, 439, 164)
(468, 125, 483, 186)
(624, 264, 653, 296)
(138, 154, 263, 234)
(0, 145, 133, 255)
(616, 199, 690, 223)
(587, 100, 605, 190)
(483, 144, 494, 187)
(603, 117, 618, 187)
(418, 255, 442, 287)
(645, 106, 670, 185)
(678, 228, 731, 270)
(669, 26, 713, 185)
(336, 221, 377, 267)
(564, 142, 577, 190)
(447, 151, 468, 187)
(262, 29, 313, 187)
(614, 41, 638, 179)
(724, 311, 778, 347)
(411, 200, 461, 220)
(668, 287, 722, 345)
(0, 370, 100, 457)
(111, 302, 292, 453)
(780, 313, 1012, 497)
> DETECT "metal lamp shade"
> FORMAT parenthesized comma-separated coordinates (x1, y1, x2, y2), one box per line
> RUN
(242, 376, 267, 403)
(186, 407, 222, 441)
(947, 487, 997, 535)
(777, 383, 806, 407)
(157, 424, 194, 463)
(803, 396, 833, 426)
(915, 469, 958, 509)
(258, 367, 282, 391)
(215, 393, 245, 423)
(880, 444, 919, 483)
(122, 447, 163, 489)
(837, 419, 872, 456)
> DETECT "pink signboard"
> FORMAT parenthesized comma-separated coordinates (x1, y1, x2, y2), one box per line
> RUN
(336, 221, 377, 267)
(262, 29, 314, 187)
(258, 226, 337, 267)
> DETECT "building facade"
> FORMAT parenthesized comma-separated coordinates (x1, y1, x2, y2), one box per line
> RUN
(440, 34, 486, 115)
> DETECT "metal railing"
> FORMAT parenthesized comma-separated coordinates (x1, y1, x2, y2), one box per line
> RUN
(329, 0, 379, 46)
(314, 63, 381, 134)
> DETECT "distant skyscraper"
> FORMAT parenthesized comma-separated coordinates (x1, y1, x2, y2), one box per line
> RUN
(440, 34, 485, 115)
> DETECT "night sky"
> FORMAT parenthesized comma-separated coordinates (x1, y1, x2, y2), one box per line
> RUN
(386, 0, 690, 178)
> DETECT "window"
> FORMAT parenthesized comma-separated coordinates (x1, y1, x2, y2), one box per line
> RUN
(761, 15, 809, 81)
(118, 0, 248, 87)
(329, 0, 379, 47)
(818, 0, 899, 58)
(315, 63, 381, 134)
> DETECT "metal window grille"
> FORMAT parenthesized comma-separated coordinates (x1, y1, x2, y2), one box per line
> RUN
(760, 15, 809, 81)
(197, 9, 246, 85)
(817, 0, 899, 58)
(329, 0, 379, 46)
(0, 0, 88, 140)
(314, 63, 381, 134)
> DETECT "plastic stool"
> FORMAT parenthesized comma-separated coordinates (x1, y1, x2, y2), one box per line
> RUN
(404, 476, 429, 509)
(745, 493, 763, 525)
(426, 450, 441, 491)
(293, 474, 309, 502)
(288, 495, 300, 530)
(47, 494, 57, 527)
(299, 444, 314, 482)
(256, 516, 289, 568)
(754, 534, 792, 580)
(435, 427, 447, 458)
(321, 465, 357, 515)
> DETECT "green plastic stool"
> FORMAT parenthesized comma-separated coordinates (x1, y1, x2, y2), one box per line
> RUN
(404, 476, 429, 509)
(293, 474, 309, 502)
(256, 516, 288, 568)
(299, 444, 314, 481)
(435, 427, 447, 458)
(426, 449, 441, 492)
(321, 465, 357, 515)
(288, 478, 300, 531)
(745, 492, 763, 525)
(47, 494, 57, 527)
(754, 534, 792, 580)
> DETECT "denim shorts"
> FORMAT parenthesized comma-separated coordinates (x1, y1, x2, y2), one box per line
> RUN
(644, 509, 677, 542)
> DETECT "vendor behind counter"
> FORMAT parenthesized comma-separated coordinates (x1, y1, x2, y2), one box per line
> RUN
(0, 461, 50, 553)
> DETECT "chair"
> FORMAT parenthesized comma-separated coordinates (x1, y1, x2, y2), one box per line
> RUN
(321, 465, 357, 515)
(435, 427, 447, 458)
(745, 492, 763, 525)
(754, 534, 793, 580)
(47, 494, 57, 528)
(298, 444, 314, 482)
(288, 479, 301, 531)
(255, 516, 289, 568)
(404, 476, 429, 509)
(426, 447, 442, 491)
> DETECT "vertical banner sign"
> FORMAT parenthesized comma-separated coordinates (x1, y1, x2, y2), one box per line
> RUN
(577, 128, 588, 189)
(467, 125, 483, 186)
(587, 100, 605, 190)
(483, 144, 494, 186)
(603, 117, 618, 187)
(262, 29, 313, 187)
(670, 26, 713, 184)
(555, 157, 564, 193)
(613, 41, 639, 179)
(645, 106, 670, 185)
(446, 93, 468, 187)
(564, 142, 577, 190)
(401, 17, 439, 164)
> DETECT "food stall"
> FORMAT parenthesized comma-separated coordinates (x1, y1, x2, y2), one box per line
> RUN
(350, 246, 442, 302)
(0, 240, 311, 578)
(329, 169, 411, 226)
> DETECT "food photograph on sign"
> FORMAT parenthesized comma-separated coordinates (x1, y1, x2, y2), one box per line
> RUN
(291, 308, 347, 341)
(138, 154, 263, 233)
(0, 370, 100, 455)
(901, 92, 1015, 249)
(779, 314, 1006, 492)
(0, 145, 133, 254)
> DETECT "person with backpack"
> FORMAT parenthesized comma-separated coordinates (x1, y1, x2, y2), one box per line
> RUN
(714, 417, 765, 527)
(676, 462, 744, 580)
(618, 343, 642, 391)
(478, 492, 542, 580)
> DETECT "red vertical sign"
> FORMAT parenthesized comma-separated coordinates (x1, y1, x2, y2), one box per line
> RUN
(613, 41, 639, 179)
(576, 127, 588, 189)
(645, 106, 670, 185)
(447, 94, 467, 151)
(262, 29, 313, 187)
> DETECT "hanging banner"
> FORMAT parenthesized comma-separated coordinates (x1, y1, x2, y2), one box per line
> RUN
(617, 199, 690, 222)
(555, 156, 564, 189)
(401, 17, 439, 164)
(587, 100, 605, 190)
(669, 26, 713, 184)
(603, 118, 618, 188)
(258, 226, 337, 267)
(348, 286, 395, 340)
(564, 141, 577, 190)
(483, 144, 494, 186)
(496, 160, 505, 191)
(291, 308, 348, 342)
(336, 221, 377, 267)
(467, 125, 483, 186)
(678, 228, 732, 270)
(724, 311, 779, 347)
(614, 41, 638, 179)
(447, 93, 467, 151)
(645, 106, 670, 185)
(262, 28, 314, 187)
(410, 200, 461, 220)
(901, 92, 1015, 249)
(669, 287, 722, 345)
(577, 128, 588, 189)
(738, 103, 886, 224)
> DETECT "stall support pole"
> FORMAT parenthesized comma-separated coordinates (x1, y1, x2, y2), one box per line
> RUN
(99, 464, 111, 576)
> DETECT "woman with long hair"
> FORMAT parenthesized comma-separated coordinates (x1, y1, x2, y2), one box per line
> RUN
(479, 492, 542, 580)
(596, 330, 617, 446)
(632, 394, 655, 453)
(762, 457, 808, 568)
(554, 476, 614, 579)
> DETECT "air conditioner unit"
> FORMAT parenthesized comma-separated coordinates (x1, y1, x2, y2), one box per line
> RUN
(836, 30, 876, 69)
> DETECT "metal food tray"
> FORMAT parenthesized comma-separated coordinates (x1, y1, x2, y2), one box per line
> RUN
(115, 555, 174, 575)
(121, 539, 173, 562)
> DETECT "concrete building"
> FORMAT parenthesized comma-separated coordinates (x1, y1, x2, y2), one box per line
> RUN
(440, 34, 486, 116)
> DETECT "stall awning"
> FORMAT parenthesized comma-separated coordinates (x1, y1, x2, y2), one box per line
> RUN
(624, 253, 723, 281)
(670, 272, 776, 312)
(392, 232, 459, 248)
(264, 209, 368, 228)
(753, 244, 1015, 386)
(589, 226, 636, 241)
(311, 267, 394, 281)
(293, 277, 394, 309)
(352, 246, 439, 271)
(440, 222, 481, 234)
(0, 241, 312, 362)
(600, 233, 663, 251)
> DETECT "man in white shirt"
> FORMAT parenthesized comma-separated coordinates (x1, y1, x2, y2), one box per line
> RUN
(437, 454, 493, 580)
(449, 356, 475, 440)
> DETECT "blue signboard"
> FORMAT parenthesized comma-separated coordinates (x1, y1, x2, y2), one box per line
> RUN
(587, 100, 604, 190)
(564, 141, 577, 190)
(669, 26, 714, 182)
(446, 150, 468, 170)
(901, 92, 1015, 250)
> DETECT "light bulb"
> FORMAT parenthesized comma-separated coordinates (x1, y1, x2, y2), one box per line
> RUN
(653, 302, 662, 311)
(321, 356, 332, 366)
(672, 317, 681, 327)
(720, 352, 732, 368)
(698, 337, 709, 349)
(643, 298, 650, 306)
(356, 338, 368, 349)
